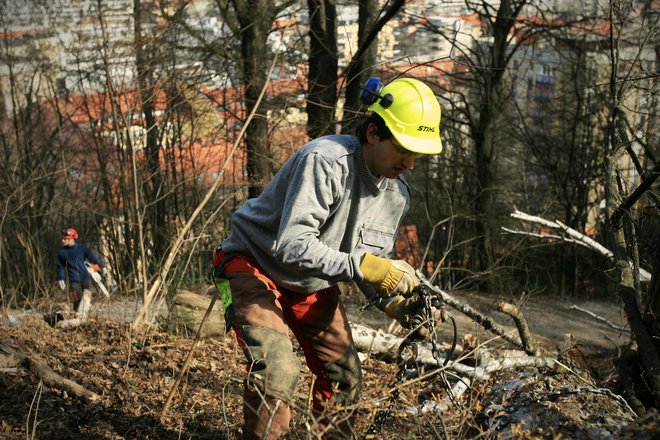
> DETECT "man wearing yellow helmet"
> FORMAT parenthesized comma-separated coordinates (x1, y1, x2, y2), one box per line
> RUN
(213, 77, 442, 439)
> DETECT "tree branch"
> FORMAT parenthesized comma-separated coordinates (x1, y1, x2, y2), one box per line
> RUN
(0, 342, 101, 402)
(507, 210, 651, 282)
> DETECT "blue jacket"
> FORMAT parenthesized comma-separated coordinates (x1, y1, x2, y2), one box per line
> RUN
(56, 243, 104, 283)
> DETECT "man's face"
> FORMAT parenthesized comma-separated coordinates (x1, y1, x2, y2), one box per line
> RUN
(364, 124, 420, 179)
(61, 236, 74, 247)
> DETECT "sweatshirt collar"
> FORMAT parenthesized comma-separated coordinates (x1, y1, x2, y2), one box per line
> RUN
(355, 139, 387, 193)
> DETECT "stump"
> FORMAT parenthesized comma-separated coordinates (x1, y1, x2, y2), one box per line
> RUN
(168, 289, 225, 338)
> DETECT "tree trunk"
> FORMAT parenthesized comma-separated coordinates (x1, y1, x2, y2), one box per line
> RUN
(306, 0, 338, 138)
(134, 0, 168, 274)
(341, 0, 379, 134)
(607, 108, 660, 407)
(232, 0, 284, 198)
(471, 0, 527, 276)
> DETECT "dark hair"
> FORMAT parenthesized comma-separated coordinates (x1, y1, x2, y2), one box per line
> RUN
(356, 112, 393, 143)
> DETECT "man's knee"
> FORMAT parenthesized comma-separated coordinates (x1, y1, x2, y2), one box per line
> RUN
(240, 325, 302, 400)
(324, 345, 362, 404)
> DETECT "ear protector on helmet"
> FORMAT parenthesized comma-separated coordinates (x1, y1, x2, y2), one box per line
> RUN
(359, 77, 394, 109)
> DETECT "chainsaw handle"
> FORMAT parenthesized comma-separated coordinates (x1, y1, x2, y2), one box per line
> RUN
(412, 279, 444, 301)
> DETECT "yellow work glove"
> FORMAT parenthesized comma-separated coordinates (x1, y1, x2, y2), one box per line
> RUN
(384, 295, 421, 328)
(385, 295, 446, 338)
(360, 253, 419, 297)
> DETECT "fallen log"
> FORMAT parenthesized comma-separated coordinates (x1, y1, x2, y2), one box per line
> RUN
(407, 354, 558, 415)
(350, 322, 402, 362)
(168, 289, 224, 338)
(350, 321, 559, 417)
(0, 342, 101, 402)
(349, 321, 461, 363)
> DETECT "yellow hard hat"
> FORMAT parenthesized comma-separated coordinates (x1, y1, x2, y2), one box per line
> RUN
(365, 77, 442, 155)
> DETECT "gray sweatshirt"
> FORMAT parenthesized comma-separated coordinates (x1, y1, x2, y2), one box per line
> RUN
(221, 134, 410, 293)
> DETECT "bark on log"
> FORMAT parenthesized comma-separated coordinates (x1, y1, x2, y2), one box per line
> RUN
(0, 342, 101, 402)
(57, 318, 82, 329)
(349, 322, 402, 362)
(349, 322, 462, 364)
(168, 289, 224, 338)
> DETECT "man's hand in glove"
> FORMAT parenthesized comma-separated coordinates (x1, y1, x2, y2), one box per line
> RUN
(384, 294, 446, 338)
(359, 253, 419, 297)
(58, 280, 66, 291)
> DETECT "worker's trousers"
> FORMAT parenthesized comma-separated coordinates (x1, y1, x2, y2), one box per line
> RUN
(70, 279, 93, 319)
(216, 251, 362, 439)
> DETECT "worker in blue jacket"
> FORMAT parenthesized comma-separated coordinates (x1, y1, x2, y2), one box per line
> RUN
(56, 228, 105, 319)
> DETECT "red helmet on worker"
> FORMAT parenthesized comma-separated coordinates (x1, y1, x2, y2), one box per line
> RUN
(61, 228, 78, 240)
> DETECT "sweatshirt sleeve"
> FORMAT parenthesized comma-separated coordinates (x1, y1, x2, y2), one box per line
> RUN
(273, 151, 360, 282)
(84, 246, 104, 268)
(56, 251, 65, 281)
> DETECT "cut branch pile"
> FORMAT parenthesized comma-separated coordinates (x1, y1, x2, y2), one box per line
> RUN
(350, 285, 641, 426)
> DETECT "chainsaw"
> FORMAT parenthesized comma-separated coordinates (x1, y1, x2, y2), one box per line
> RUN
(363, 276, 460, 437)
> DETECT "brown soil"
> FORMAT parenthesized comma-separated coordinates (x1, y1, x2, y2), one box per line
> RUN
(0, 288, 657, 439)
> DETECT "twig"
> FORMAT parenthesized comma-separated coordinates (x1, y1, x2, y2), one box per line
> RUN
(262, 400, 282, 440)
(160, 294, 218, 420)
(570, 305, 630, 333)
(27, 381, 43, 440)
(500, 226, 567, 242)
(498, 302, 539, 355)
(123, 323, 133, 378)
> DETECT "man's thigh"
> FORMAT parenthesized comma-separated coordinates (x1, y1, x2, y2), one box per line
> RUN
(228, 272, 289, 334)
(283, 288, 353, 365)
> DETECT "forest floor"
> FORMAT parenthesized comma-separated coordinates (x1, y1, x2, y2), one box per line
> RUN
(1, 286, 658, 439)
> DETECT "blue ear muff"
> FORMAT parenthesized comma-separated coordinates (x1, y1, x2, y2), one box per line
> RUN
(360, 77, 394, 109)
(360, 77, 383, 105)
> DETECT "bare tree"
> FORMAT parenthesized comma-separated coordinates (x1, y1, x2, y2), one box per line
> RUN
(404, 1, 538, 288)
(0, 4, 77, 303)
(306, 0, 338, 138)
(601, 0, 659, 410)
(228, 0, 295, 198)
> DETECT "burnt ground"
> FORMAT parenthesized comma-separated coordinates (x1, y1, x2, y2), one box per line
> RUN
(0, 286, 658, 439)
